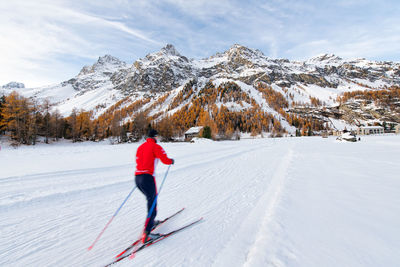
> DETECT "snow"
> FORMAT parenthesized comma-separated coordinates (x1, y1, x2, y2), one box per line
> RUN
(352, 78, 387, 89)
(328, 118, 357, 131)
(1, 82, 25, 89)
(300, 84, 338, 105)
(189, 137, 213, 143)
(193, 55, 228, 69)
(184, 127, 203, 135)
(2, 45, 399, 136)
(56, 85, 123, 117)
(215, 101, 250, 112)
(360, 126, 384, 130)
(0, 83, 70, 102)
(1, 135, 399, 266)
(306, 54, 343, 67)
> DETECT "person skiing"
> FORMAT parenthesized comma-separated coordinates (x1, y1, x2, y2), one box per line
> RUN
(135, 129, 174, 243)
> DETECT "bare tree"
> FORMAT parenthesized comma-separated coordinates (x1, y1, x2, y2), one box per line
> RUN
(69, 108, 78, 142)
(29, 99, 40, 145)
(131, 112, 148, 141)
(111, 111, 122, 142)
(157, 115, 173, 141)
(42, 99, 52, 144)
(52, 109, 62, 141)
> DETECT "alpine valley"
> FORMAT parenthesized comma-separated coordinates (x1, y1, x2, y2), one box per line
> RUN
(2, 44, 400, 138)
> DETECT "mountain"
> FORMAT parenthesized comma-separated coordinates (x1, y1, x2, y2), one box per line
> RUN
(1, 82, 25, 89)
(2, 44, 400, 134)
(113, 44, 195, 94)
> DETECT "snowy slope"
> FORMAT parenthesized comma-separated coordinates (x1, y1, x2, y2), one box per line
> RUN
(2, 44, 399, 123)
(0, 55, 129, 117)
(1, 136, 399, 266)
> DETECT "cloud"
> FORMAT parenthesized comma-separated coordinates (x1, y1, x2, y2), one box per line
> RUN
(1, 0, 399, 87)
(106, 21, 161, 45)
(0, 0, 160, 86)
(284, 12, 400, 60)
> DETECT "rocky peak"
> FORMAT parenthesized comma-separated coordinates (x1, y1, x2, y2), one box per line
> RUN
(307, 54, 343, 64)
(143, 44, 186, 64)
(96, 55, 125, 66)
(78, 55, 127, 76)
(224, 44, 265, 60)
(160, 44, 181, 57)
(1, 81, 25, 89)
(116, 44, 193, 94)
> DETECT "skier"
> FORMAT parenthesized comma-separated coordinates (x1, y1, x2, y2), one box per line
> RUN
(135, 129, 174, 242)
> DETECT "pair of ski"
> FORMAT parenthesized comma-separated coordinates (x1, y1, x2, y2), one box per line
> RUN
(105, 208, 202, 266)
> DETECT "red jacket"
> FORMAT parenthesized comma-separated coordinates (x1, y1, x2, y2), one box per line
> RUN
(135, 138, 173, 176)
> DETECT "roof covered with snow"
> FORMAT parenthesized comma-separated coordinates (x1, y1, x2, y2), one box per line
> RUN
(358, 126, 384, 129)
(185, 126, 203, 134)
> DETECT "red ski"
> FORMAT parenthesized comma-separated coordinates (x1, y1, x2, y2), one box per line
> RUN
(114, 208, 184, 259)
(105, 217, 203, 266)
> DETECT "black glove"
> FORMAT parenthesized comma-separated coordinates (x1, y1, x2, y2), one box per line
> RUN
(171, 159, 175, 165)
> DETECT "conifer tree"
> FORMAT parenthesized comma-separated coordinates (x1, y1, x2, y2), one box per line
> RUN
(202, 126, 212, 139)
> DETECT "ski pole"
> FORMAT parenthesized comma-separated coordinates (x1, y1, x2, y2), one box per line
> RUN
(143, 165, 171, 232)
(129, 165, 171, 260)
(88, 184, 137, 251)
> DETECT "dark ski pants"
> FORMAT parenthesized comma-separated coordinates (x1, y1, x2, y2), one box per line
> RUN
(135, 174, 157, 234)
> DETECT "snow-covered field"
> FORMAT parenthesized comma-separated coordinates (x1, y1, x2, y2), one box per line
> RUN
(1, 136, 399, 267)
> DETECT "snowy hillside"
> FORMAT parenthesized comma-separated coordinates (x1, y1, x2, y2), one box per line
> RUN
(1, 82, 25, 90)
(1, 135, 399, 266)
(1, 44, 399, 129)
(1, 55, 130, 117)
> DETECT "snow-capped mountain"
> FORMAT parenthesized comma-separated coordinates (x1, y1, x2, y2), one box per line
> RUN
(113, 44, 195, 94)
(2, 44, 399, 131)
(62, 54, 129, 94)
(1, 81, 25, 89)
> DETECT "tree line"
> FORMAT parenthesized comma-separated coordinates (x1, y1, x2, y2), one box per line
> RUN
(0, 92, 151, 145)
(0, 82, 334, 145)
(337, 86, 400, 110)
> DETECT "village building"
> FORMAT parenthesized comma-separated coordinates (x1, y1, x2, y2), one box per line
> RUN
(332, 130, 343, 136)
(357, 126, 384, 135)
(184, 126, 203, 140)
(395, 124, 400, 134)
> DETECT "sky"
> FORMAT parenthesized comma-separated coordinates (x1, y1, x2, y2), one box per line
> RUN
(1, 0, 400, 87)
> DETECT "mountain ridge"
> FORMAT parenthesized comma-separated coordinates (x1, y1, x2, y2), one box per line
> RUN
(1, 44, 399, 135)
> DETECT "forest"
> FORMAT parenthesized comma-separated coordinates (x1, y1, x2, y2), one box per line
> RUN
(0, 82, 337, 145)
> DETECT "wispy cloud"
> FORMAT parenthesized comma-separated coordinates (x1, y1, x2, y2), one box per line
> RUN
(0, 0, 160, 86)
(1, 0, 399, 87)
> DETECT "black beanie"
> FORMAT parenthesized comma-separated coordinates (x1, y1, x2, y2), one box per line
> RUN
(148, 129, 158, 138)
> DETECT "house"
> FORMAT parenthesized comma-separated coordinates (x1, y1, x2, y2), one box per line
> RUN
(332, 130, 343, 136)
(395, 124, 400, 134)
(184, 126, 203, 140)
(357, 126, 384, 135)
(337, 132, 357, 142)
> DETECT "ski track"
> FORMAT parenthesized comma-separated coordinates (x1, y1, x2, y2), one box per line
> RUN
(117, 140, 280, 267)
(0, 143, 253, 210)
(211, 144, 294, 267)
(119, 140, 278, 266)
(0, 139, 277, 267)
(2, 136, 399, 267)
(244, 148, 294, 267)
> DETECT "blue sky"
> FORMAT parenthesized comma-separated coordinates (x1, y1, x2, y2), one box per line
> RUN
(1, 0, 399, 87)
